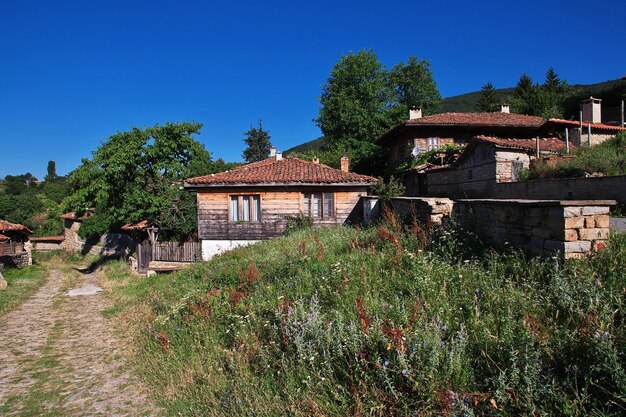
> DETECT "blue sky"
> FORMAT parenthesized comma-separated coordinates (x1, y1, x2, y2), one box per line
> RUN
(1, 0, 624, 179)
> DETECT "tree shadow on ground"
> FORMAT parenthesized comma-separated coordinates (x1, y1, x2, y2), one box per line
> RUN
(74, 255, 120, 274)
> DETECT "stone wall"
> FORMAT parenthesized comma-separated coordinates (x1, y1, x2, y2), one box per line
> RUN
(32, 242, 63, 251)
(363, 196, 453, 226)
(363, 196, 615, 259)
(61, 220, 134, 256)
(567, 127, 614, 147)
(453, 199, 613, 259)
(0, 251, 31, 268)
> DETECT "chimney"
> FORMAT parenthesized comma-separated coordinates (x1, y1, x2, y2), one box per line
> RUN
(340, 156, 349, 173)
(312, 156, 320, 164)
(500, 104, 510, 113)
(275, 151, 283, 161)
(270, 147, 276, 157)
(581, 97, 602, 124)
(409, 107, 422, 120)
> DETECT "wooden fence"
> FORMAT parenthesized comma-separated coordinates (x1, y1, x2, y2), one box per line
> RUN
(153, 241, 202, 262)
(0, 242, 24, 256)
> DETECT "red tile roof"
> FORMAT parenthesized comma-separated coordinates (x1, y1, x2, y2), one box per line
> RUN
(548, 118, 626, 131)
(0, 220, 33, 235)
(0, 233, 9, 241)
(473, 136, 572, 153)
(30, 235, 65, 243)
(121, 220, 152, 231)
(185, 156, 376, 186)
(405, 112, 547, 128)
(60, 210, 94, 221)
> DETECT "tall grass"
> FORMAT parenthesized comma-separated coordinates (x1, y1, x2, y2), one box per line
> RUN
(523, 132, 626, 180)
(111, 217, 626, 416)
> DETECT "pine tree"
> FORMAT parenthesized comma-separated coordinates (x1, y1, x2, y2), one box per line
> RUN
(242, 120, 272, 163)
(45, 160, 57, 182)
(475, 82, 499, 112)
(512, 73, 537, 114)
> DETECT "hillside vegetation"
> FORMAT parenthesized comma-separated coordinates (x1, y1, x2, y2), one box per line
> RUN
(523, 132, 626, 180)
(109, 215, 626, 416)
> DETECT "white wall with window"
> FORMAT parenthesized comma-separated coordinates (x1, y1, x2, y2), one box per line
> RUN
(230, 195, 261, 222)
(302, 192, 334, 219)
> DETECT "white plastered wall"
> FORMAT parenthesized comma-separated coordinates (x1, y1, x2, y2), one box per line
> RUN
(201, 240, 260, 261)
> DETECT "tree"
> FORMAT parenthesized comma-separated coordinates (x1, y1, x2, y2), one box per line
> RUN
(64, 122, 213, 240)
(242, 120, 272, 163)
(475, 82, 499, 112)
(45, 160, 57, 182)
(390, 56, 442, 116)
(512, 73, 536, 114)
(536, 67, 569, 118)
(316, 49, 399, 174)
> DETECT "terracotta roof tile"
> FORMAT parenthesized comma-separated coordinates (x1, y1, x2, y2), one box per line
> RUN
(405, 112, 547, 128)
(185, 157, 376, 186)
(60, 210, 94, 221)
(0, 233, 9, 241)
(30, 235, 65, 243)
(0, 220, 33, 235)
(473, 136, 572, 153)
(121, 220, 151, 231)
(548, 118, 626, 131)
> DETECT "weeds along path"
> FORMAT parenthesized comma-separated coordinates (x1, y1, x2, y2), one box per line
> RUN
(0, 267, 159, 416)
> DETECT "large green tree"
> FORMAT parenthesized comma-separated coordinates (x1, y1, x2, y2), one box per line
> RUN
(64, 122, 213, 240)
(316, 50, 400, 174)
(475, 82, 499, 112)
(390, 56, 442, 116)
(242, 120, 272, 163)
(510, 68, 571, 118)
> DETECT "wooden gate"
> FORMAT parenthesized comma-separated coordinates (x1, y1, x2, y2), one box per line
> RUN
(137, 240, 152, 273)
(153, 242, 201, 262)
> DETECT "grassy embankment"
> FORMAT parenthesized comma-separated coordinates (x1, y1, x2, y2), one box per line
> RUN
(0, 263, 46, 316)
(107, 215, 626, 416)
(523, 132, 626, 180)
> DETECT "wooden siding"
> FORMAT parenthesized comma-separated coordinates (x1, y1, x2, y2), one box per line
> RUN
(197, 187, 367, 240)
(153, 241, 202, 262)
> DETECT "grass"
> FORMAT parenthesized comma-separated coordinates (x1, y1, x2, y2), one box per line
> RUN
(522, 132, 626, 180)
(0, 262, 46, 316)
(107, 216, 626, 416)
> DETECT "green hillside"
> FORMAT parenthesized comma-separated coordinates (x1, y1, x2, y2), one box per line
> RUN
(283, 136, 325, 155)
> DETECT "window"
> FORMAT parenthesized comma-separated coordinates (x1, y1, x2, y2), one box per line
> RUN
(303, 192, 334, 219)
(230, 195, 261, 222)
(428, 137, 439, 150)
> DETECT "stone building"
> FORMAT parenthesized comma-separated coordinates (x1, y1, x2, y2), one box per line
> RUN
(0, 220, 32, 269)
(404, 136, 571, 197)
(184, 152, 375, 260)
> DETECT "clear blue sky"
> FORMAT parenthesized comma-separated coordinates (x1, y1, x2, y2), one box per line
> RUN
(1, 0, 624, 179)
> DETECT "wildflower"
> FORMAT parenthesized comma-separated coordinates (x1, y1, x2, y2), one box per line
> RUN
(402, 369, 407, 375)
(176, 328, 181, 332)
(474, 289, 481, 298)
(384, 360, 390, 367)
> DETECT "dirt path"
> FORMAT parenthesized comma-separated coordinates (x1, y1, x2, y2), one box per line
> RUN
(0, 268, 159, 416)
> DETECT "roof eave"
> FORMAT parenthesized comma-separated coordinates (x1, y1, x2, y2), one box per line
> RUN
(184, 181, 375, 189)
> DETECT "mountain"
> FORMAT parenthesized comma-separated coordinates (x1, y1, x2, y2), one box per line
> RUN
(283, 137, 325, 155)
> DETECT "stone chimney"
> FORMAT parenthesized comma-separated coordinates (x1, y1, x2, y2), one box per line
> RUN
(409, 107, 422, 120)
(270, 147, 276, 157)
(275, 151, 283, 161)
(340, 156, 349, 173)
(312, 156, 320, 164)
(581, 97, 602, 124)
(500, 104, 510, 113)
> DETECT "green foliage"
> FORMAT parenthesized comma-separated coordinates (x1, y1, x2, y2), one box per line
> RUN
(371, 176, 405, 201)
(112, 222, 626, 416)
(242, 120, 273, 163)
(390, 56, 442, 116)
(0, 192, 42, 227)
(283, 212, 314, 235)
(45, 160, 57, 182)
(316, 50, 441, 176)
(475, 82, 499, 112)
(3, 173, 38, 196)
(64, 122, 213, 240)
(522, 132, 626, 180)
(283, 137, 325, 156)
(0, 264, 46, 316)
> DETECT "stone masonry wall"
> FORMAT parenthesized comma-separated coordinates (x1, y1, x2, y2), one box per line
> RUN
(362, 196, 454, 226)
(453, 200, 613, 259)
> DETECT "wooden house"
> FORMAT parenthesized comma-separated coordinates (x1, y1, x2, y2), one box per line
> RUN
(184, 153, 375, 260)
(0, 220, 33, 268)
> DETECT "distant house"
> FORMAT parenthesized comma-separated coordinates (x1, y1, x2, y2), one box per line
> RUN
(60, 211, 93, 253)
(0, 220, 33, 268)
(377, 100, 625, 167)
(184, 152, 375, 260)
(376, 106, 552, 165)
(405, 136, 572, 197)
